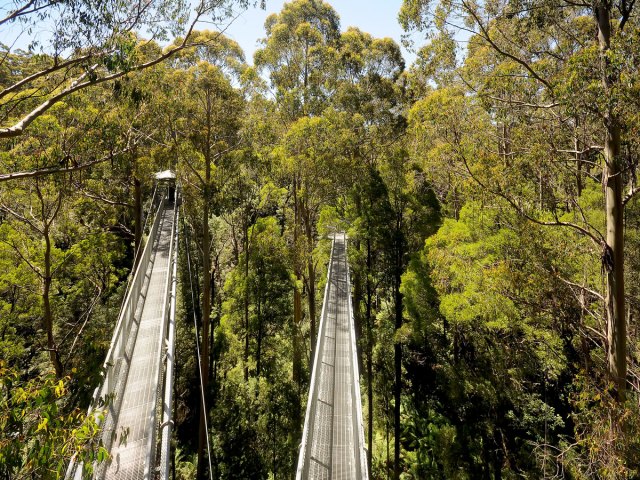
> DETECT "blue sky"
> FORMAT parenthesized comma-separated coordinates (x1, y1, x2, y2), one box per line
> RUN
(1, 0, 421, 65)
(221, 0, 420, 65)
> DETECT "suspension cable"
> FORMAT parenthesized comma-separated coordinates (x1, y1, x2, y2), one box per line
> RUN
(181, 202, 214, 480)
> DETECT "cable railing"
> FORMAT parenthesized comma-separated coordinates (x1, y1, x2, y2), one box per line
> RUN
(142, 195, 178, 480)
(346, 237, 369, 480)
(152, 196, 179, 480)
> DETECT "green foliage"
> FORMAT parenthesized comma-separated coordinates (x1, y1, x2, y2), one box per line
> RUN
(255, 0, 341, 118)
(3, 1, 640, 478)
(401, 203, 577, 477)
(211, 216, 298, 478)
(0, 362, 105, 479)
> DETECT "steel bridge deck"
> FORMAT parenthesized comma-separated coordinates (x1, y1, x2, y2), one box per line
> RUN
(299, 233, 367, 479)
(99, 204, 175, 479)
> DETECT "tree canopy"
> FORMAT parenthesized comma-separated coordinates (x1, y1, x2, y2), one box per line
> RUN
(2, 0, 640, 478)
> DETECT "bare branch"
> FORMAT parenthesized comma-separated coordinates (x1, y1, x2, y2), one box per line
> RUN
(0, 201, 43, 234)
(79, 188, 133, 207)
(619, 0, 636, 31)
(487, 95, 560, 109)
(0, 10, 248, 138)
(0, 146, 135, 182)
(0, 53, 94, 100)
(555, 146, 603, 155)
(0, 238, 43, 277)
(455, 144, 604, 246)
(0, 0, 55, 27)
(555, 275, 605, 302)
(63, 288, 102, 360)
(623, 186, 640, 206)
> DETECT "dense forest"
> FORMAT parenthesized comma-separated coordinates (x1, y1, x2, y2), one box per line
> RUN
(1, 0, 640, 478)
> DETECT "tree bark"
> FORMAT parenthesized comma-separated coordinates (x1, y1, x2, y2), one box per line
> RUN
(366, 236, 374, 473)
(43, 226, 63, 378)
(256, 283, 263, 378)
(244, 220, 250, 382)
(292, 173, 303, 445)
(393, 224, 403, 480)
(307, 252, 316, 355)
(197, 92, 213, 480)
(301, 196, 317, 358)
(604, 122, 625, 399)
(574, 117, 584, 197)
(596, 2, 627, 400)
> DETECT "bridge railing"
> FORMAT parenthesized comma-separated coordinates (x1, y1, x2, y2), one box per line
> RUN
(144, 197, 178, 480)
(66, 194, 168, 479)
(158, 199, 179, 480)
(99, 196, 166, 424)
(296, 234, 336, 480)
(346, 236, 369, 479)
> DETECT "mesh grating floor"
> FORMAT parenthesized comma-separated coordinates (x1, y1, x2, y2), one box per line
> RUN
(306, 235, 358, 479)
(99, 205, 175, 480)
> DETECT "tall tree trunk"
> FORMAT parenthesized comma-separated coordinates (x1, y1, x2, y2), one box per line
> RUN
(353, 192, 363, 355)
(604, 121, 625, 398)
(244, 221, 250, 382)
(209, 269, 215, 382)
(574, 117, 584, 197)
(302, 198, 317, 357)
(43, 227, 63, 378)
(292, 174, 303, 443)
(366, 236, 374, 473)
(596, 2, 626, 400)
(197, 93, 213, 480)
(353, 250, 363, 346)
(256, 286, 263, 378)
(393, 225, 403, 480)
(307, 249, 316, 356)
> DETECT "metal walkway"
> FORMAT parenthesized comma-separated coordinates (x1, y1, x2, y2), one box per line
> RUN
(67, 190, 179, 480)
(297, 233, 368, 480)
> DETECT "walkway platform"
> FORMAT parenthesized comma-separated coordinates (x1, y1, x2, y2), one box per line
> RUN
(96, 203, 176, 479)
(297, 233, 368, 480)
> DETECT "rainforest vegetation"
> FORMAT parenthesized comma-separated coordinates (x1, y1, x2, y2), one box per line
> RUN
(1, 0, 640, 478)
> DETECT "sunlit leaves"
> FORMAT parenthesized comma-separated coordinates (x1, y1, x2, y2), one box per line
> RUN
(0, 362, 105, 479)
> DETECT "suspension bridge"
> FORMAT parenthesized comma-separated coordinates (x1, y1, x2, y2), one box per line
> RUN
(296, 233, 368, 480)
(67, 175, 179, 480)
(66, 177, 367, 479)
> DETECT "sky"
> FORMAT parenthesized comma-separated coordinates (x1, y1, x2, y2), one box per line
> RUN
(0, 0, 422, 66)
(219, 0, 420, 66)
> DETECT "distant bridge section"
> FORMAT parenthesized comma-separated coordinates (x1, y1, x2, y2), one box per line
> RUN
(297, 233, 368, 480)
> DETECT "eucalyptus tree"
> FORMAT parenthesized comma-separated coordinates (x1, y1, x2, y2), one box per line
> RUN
(253, 3, 342, 433)
(282, 109, 358, 347)
(332, 27, 411, 474)
(0, 83, 134, 379)
(400, 0, 639, 402)
(254, 0, 340, 120)
(160, 45, 244, 477)
(0, 0, 255, 141)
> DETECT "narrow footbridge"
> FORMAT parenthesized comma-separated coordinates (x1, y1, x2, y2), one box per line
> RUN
(297, 233, 368, 480)
(67, 185, 179, 480)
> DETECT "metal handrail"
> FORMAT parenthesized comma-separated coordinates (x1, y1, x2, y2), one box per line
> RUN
(296, 233, 369, 479)
(65, 195, 167, 479)
(143, 198, 178, 480)
(346, 236, 369, 479)
(159, 198, 180, 480)
(296, 234, 336, 479)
